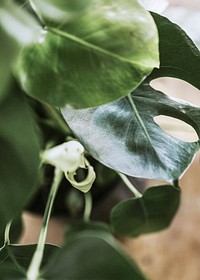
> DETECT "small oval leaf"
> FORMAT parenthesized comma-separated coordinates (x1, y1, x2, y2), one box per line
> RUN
(110, 185, 181, 237)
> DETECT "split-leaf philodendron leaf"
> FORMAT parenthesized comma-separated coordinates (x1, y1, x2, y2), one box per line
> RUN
(62, 83, 200, 181)
(62, 13, 200, 181)
(16, 0, 159, 108)
(110, 185, 180, 237)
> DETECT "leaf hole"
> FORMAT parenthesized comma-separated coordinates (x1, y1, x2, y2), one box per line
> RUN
(154, 115, 199, 142)
(150, 77, 200, 106)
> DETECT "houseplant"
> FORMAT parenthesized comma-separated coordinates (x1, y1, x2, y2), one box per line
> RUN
(0, 0, 200, 279)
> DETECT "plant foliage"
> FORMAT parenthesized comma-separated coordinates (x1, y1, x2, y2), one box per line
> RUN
(0, 0, 200, 279)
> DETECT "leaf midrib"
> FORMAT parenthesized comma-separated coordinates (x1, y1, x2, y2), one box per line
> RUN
(126, 94, 167, 170)
(46, 26, 150, 68)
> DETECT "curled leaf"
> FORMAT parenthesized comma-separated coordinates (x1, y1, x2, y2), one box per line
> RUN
(65, 165, 96, 193)
(41, 141, 96, 192)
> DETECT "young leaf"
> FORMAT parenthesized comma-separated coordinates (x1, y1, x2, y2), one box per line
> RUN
(62, 83, 200, 181)
(16, 0, 159, 108)
(110, 185, 180, 237)
(0, 82, 40, 227)
(44, 221, 147, 280)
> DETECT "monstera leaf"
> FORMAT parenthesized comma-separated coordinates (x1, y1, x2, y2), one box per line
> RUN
(16, 0, 159, 108)
(62, 82, 200, 181)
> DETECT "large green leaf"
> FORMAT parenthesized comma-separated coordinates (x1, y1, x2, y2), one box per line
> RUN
(150, 13, 200, 89)
(62, 83, 200, 180)
(111, 185, 180, 237)
(44, 221, 147, 280)
(0, 82, 40, 227)
(16, 0, 159, 108)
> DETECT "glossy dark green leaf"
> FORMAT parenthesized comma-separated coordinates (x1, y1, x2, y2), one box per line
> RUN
(0, 244, 59, 270)
(62, 83, 200, 180)
(16, 0, 159, 108)
(150, 13, 200, 89)
(0, 82, 40, 227)
(111, 185, 180, 237)
(44, 221, 146, 280)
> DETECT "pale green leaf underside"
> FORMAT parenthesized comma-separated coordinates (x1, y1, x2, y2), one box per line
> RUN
(16, 0, 159, 108)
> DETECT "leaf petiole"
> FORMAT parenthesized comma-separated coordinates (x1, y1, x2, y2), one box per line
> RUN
(26, 167, 63, 280)
(118, 172, 142, 198)
(83, 192, 92, 222)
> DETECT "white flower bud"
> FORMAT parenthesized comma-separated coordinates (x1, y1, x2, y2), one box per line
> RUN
(41, 141, 84, 172)
(41, 140, 96, 193)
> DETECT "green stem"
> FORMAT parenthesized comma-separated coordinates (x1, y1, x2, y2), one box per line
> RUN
(83, 192, 92, 222)
(4, 220, 12, 245)
(118, 172, 142, 198)
(43, 103, 71, 135)
(0, 220, 12, 251)
(26, 167, 63, 280)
